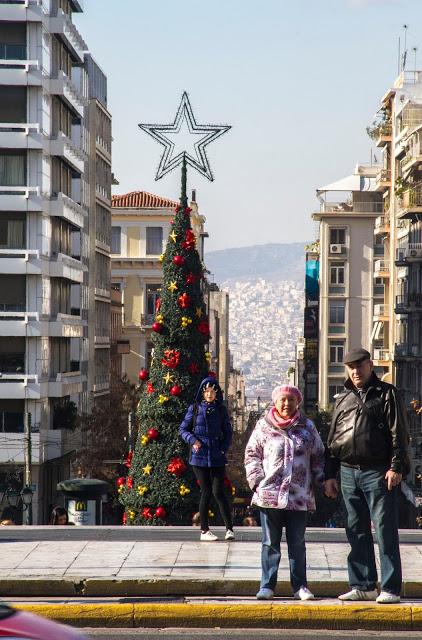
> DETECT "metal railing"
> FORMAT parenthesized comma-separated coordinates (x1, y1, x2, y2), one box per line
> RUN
(374, 260, 390, 274)
(374, 216, 389, 229)
(376, 169, 391, 184)
(321, 201, 383, 213)
(373, 348, 390, 361)
(373, 304, 388, 317)
(395, 294, 409, 310)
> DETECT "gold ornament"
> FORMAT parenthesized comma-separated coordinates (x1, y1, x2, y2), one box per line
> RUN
(168, 281, 178, 293)
(141, 434, 149, 445)
(137, 485, 148, 496)
(156, 314, 164, 324)
(159, 394, 169, 404)
(169, 230, 177, 243)
(159, 254, 164, 262)
(163, 372, 175, 384)
(195, 307, 203, 318)
(128, 510, 136, 520)
(208, 509, 215, 518)
(205, 351, 211, 362)
(179, 484, 191, 496)
(181, 316, 193, 328)
(143, 464, 152, 475)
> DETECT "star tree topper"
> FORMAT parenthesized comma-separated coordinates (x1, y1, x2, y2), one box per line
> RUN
(139, 92, 231, 182)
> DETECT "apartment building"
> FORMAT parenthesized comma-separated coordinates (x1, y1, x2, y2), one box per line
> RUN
(312, 164, 383, 408)
(0, 0, 111, 522)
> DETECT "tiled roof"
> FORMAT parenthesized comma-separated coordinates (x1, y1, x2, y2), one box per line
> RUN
(111, 191, 178, 209)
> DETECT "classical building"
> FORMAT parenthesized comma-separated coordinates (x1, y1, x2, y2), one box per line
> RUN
(0, 0, 111, 522)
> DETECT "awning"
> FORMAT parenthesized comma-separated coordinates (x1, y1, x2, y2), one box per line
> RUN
(317, 174, 376, 194)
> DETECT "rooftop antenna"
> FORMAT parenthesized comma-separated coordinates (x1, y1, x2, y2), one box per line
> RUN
(402, 24, 408, 71)
(413, 46, 418, 80)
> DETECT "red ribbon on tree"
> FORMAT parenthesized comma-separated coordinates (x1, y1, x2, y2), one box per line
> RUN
(142, 507, 153, 520)
(147, 382, 155, 394)
(178, 292, 192, 309)
(167, 457, 187, 478)
(117, 477, 126, 487)
(124, 451, 133, 468)
(126, 476, 133, 489)
(161, 349, 180, 368)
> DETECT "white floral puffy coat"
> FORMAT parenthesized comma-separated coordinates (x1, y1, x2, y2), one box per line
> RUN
(244, 413, 325, 511)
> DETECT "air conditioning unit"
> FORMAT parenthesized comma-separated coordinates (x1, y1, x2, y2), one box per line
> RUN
(409, 249, 422, 257)
(330, 244, 345, 254)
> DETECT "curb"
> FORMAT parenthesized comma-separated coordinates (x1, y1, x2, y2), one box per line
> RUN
(2, 578, 422, 598)
(12, 603, 422, 630)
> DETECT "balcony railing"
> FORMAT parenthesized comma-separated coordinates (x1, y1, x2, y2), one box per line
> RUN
(396, 243, 422, 262)
(375, 169, 392, 186)
(373, 348, 390, 361)
(320, 201, 383, 213)
(400, 183, 422, 210)
(374, 216, 390, 232)
(395, 295, 409, 312)
(373, 260, 390, 276)
(409, 292, 422, 307)
(0, 43, 26, 60)
(373, 304, 388, 317)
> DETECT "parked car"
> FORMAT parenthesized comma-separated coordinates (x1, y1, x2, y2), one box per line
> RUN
(0, 603, 87, 639)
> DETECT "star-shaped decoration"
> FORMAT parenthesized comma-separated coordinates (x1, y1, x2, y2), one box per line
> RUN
(143, 464, 152, 475)
(168, 281, 178, 293)
(139, 92, 231, 182)
(169, 230, 177, 243)
(163, 372, 175, 385)
(195, 306, 203, 318)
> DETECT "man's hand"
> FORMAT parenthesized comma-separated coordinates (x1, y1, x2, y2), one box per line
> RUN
(324, 478, 339, 499)
(385, 469, 402, 490)
(192, 440, 202, 452)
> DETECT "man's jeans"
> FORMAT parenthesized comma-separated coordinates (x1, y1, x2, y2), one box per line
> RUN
(259, 508, 307, 592)
(340, 464, 402, 595)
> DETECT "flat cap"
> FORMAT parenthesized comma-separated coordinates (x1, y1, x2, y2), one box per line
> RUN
(343, 347, 371, 365)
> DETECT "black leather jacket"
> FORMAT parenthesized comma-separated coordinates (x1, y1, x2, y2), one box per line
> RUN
(325, 373, 410, 478)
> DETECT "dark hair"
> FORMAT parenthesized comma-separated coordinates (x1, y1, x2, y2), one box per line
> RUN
(50, 506, 68, 525)
(0, 507, 15, 523)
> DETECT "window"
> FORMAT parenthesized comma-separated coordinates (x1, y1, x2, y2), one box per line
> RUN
(330, 228, 346, 245)
(0, 151, 26, 186)
(146, 341, 154, 370)
(111, 226, 121, 254)
(329, 301, 345, 324)
(330, 262, 345, 285)
(146, 227, 163, 255)
(0, 400, 24, 433)
(0, 87, 26, 123)
(146, 284, 161, 317)
(329, 340, 345, 363)
(329, 383, 344, 403)
(0, 214, 25, 249)
(50, 338, 70, 376)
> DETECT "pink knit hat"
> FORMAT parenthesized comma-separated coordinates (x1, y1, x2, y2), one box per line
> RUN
(271, 385, 303, 405)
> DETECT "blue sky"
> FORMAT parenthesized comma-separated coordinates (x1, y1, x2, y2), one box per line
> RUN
(75, 0, 422, 251)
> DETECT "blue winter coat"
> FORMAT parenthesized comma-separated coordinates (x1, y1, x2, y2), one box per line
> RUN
(179, 377, 233, 468)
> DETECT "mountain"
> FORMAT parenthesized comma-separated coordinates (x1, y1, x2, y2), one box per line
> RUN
(205, 242, 308, 286)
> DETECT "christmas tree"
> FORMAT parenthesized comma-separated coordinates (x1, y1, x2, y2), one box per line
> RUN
(118, 160, 210, 524)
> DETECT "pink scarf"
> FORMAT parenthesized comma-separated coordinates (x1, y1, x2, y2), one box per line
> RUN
(267, 406, 300, 430)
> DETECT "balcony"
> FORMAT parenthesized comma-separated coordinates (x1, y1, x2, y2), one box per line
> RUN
(397, 183, 422, 219)
(374, 216, 390, 235)
(0, 186, 42, 212)
(373, 260, 390, 278)
(318, 201, 383, 214)
(0, 248, 40, 274)
(49, 253, 86, 283)
(48, 370, 84, 397)
(0, 122, 42, 149)
(47, 71, 85, 118)
(394, 343, 422, 359)
(0, 1, 43, 22)
(375, 123, 392, 148)
(50, 131, 85, 174)
(375, 169, 392, 191)
(0, 56, 41, 87)
(49, 192, 86, 229)
(48, 10, 87, 64)
(400, 144, 422, 176)
(373, 348, 390, 364)
(373, 304, 389, 320)
(49, 313, 84, 338)
(395, 295, 409, 314)
(395, 243, 422, 264)
(409, 292, 422, 308)
(0, 306, 39, 336)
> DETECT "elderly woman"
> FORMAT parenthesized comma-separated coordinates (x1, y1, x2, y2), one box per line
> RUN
(245, 384, 325, 601)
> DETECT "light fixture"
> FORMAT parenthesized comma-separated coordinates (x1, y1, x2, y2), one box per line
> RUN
(21, 485, 33, 508)
(6, 488, 20, 508)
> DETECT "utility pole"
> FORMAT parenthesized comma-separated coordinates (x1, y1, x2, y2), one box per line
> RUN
(24, 411, 33, 525)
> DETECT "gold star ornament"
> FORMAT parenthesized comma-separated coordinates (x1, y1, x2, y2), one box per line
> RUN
(169, 230, 177, 243)
(168, 281, 178, 293)
(143, 464, 152, 475)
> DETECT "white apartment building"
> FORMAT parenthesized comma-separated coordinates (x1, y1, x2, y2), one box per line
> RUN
(0, 0, 111, 522)
(312, 164, 383, 408)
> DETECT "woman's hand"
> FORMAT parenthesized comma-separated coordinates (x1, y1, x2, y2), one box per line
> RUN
(324, 478, 339, 499)
(192, 440, 202, 452)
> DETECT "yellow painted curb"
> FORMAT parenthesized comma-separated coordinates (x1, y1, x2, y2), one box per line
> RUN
(13, 603, 422, 630)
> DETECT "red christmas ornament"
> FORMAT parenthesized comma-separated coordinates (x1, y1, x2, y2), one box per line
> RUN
(147, 381, 155, 394)
(155, 506, 167, 519)
(178, 292, 192, 309)
(161, 349, 180, 369)
(122, 512, 127, 525)
(117, 477, 126, 487)
(152, 321, 163, 333)
(147, 428, 159, 441)
(170, 219, 174, 225)
(167, 457, 187, 477)
(138, 368, 149, 381)
(124, 451, 133, 468)
(185, 272, 199, 285)
(173, 254, 185, 266)
(188, 362, 199, 375)
(126, 476, 133, 489)
(170, 384, 182, 396)
(142, 507, 153, 520)
(198, 320, 210, 337)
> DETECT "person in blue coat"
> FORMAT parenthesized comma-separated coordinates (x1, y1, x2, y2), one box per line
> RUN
(180, 376, 234, 541)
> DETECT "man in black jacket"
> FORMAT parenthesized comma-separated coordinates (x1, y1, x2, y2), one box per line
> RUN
(324, 348, 410, 604)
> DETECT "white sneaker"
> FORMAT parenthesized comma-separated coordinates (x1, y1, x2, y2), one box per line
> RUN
(225, 529, 235, 541)
(256, 588, 274, 600)
(200, 530, 218, 542)
(294, 586, 315, 601)
(376, 591, 400, 604)
(338, 588, 378, 601)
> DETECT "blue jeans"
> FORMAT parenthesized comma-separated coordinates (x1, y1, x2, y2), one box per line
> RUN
(259, 508, 307, 592)
(340, 465, 402, 595)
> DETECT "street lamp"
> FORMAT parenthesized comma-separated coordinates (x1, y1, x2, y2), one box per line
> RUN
(21, 485, 33, 508)
(5, 488, 20, 508)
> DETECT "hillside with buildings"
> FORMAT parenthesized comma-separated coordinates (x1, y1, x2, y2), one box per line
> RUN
(206, 243, 307, 402)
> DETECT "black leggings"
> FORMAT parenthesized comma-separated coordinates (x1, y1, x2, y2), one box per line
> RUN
(192, 465, 233, 532)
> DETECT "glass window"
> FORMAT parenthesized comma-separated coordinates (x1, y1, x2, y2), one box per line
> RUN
(329, 340, 345, 363)
(329, 301, 345, 324)
(330, 262, 345, 284)
(0, 151, 26, 186)
(146, 227, 163, 255)
(146, 284, 161, 316)
(330, 228, 346, 245)
(329, 383, 344, 403)
(111, 226, 121, 254)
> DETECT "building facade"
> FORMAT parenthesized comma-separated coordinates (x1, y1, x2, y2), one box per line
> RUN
(0, 0, 111, 522)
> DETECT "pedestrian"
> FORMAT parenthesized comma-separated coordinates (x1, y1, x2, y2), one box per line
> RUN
(49, 506, 69, 525)
(324, 348, 410, 604)
(180, 376, 234, 542)
(245, 384, 325, 601)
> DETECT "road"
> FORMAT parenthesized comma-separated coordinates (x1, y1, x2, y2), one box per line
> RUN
(84, 630, 422, 640)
